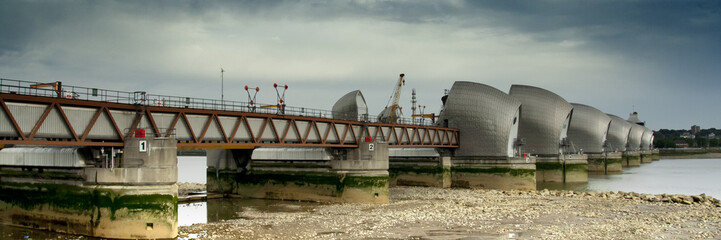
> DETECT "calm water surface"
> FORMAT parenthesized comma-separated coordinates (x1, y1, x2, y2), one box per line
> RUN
(537, 158, 721, 199)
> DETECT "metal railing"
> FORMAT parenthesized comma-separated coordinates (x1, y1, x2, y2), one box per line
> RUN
(0, 78, 434, 126)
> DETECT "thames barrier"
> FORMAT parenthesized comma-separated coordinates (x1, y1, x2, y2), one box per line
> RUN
(1, 78, 658, 239)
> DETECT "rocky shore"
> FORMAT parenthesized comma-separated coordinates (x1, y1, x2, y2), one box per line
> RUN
(178, 186, 721, 239)
(178, 182, 206, 196)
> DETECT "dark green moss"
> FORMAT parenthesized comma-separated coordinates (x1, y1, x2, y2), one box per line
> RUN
(452, 167, 535, 177)
(564, 163, 588, 173)
(389, 165, 445, 178)
(535, 162, 564, 171)
(219, 170, 389, 196)
(0, 182, 176, 221)
(343, 176, 388, 189)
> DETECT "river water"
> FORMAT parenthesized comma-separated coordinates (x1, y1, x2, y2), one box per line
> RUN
(537, 158, 721, 199)
(2, 157, 720, 238)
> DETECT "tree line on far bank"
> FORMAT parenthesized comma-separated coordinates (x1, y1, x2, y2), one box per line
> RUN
(653, 128, 721, 148)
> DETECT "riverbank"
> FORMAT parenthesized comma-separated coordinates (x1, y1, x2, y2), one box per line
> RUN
(178, 186, 721, 239)
(660, 152, 721, 159)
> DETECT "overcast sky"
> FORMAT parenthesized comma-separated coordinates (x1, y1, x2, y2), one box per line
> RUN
(1, 0, 719, 130)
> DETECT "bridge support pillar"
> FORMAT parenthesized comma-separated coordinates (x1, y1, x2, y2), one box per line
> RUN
(623, 151, 641, 167)
(0, 137, 178, 239)
(640, 150, 654, 163)
(535, 154, 587, 183)
(206, 141, 389, 204)
(450, 157, 536, 190)
(605, 152, 624, 173)
(389, 149, 451, 188)
(587, 152, 623, 174)
(651, 149, 660, 161)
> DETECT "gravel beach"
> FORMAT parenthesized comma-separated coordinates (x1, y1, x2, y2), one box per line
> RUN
(178, 186, 721, 240)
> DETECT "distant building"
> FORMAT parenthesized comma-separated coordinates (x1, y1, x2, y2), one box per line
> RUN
(681, 132, 696, 139)
(691, 125, 701, 135)
(674, 140, 689, 148)
(626, 112, 645, 126)
(710, 133, 717, 139)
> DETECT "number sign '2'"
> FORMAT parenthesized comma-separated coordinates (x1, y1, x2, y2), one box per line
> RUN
(368, 143, 375, 151)
(139, 140, 148, 153)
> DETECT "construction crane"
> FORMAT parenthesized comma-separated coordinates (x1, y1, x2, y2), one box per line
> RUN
(377, 73, 405, 124)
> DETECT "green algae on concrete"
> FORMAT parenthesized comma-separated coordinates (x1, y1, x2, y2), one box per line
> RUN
(624, 153, 641, 167)
(449, 157, 537, 190)
(606, 157, 623, 173)
(586, 157, 605, 172)
(389, 165, 451, 188)
(0, 181, 177, 239)
(640, 152, 653, 163)
(212, 170, 389, 203)
(564, 162, 588, 183)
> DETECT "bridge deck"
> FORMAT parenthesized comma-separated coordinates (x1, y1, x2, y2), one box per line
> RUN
(0, 79, 458, 149)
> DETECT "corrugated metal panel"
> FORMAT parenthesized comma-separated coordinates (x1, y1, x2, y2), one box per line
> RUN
(567, 103, 611, 153)
(87, 110, 121, 139)
(389, 148, 439, 158)
(509, 85, 573, 156)
(62, 106, 96, 138)
(627, 123, 645, 151)
(606, 114, 631, 152)
(640, 127, 653, 151)
(332, 90, 368, 121)
(437, 81, 521, 157)
(6, 102, 47, 136)
(252, 147, 332, 160)
(109, 109, 137, 134)
(35, 106, 73, 138)
(0, 147, 86, 167)
(0, 102, 17, 137)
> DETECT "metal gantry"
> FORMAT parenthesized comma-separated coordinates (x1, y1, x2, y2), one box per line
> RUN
(0, 79, 459, 149)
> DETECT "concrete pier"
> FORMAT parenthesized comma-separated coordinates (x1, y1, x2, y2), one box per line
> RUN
(605, 152, 624, 173)
(0, 137, 179, 239)
(535, 154, 587, 183)
(451, 157, 536, 190)
(586, 153, 606, 173)
(587, 152, 623, 173)
(640, 150, 654, 163)
(389, 148, 451, 188)
(207, 141, 390, 204)
(651, 149, 660, 161)
(623, 151, 641, 167)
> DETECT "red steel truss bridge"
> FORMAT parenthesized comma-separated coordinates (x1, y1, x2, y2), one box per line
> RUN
(0, 78, 459, 149)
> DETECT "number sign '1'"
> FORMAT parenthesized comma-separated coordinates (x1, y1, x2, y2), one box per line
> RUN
(139, 140, 148, 153)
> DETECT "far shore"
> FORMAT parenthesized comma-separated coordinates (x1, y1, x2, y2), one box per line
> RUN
(660, 152, 721, 159)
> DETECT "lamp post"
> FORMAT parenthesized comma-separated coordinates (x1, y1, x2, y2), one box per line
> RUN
(221, 67, 225, 110)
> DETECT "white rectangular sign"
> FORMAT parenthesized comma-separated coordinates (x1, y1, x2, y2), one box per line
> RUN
(139, 140, 148, 153)
(368, 143, 375, 151)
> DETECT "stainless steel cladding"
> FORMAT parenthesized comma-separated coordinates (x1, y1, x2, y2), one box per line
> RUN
(567, 103, 611, 154)
(0, 147, 87, 167)
(606, 114, 632, 152)
(437, 81, 521, 157)
(509, 85, 573, 156)
(627, 123, 645, 151)
(640, 127, 653, 151)
(332, 90, 368, 121)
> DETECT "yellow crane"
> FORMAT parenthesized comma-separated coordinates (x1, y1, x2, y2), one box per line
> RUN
(377, 73, 405, 124)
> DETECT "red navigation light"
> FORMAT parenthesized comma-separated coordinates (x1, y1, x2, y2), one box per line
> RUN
(279, 99, 284, 104)
(135, 129, 146, 138)
(274, 83, 278, 88)
(284, 84, 288, 89)
(244, 85, 248, 91)
(256, 87, 260, 91)
(365, 136, 373, 143)
(523, 153, 529, 157)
